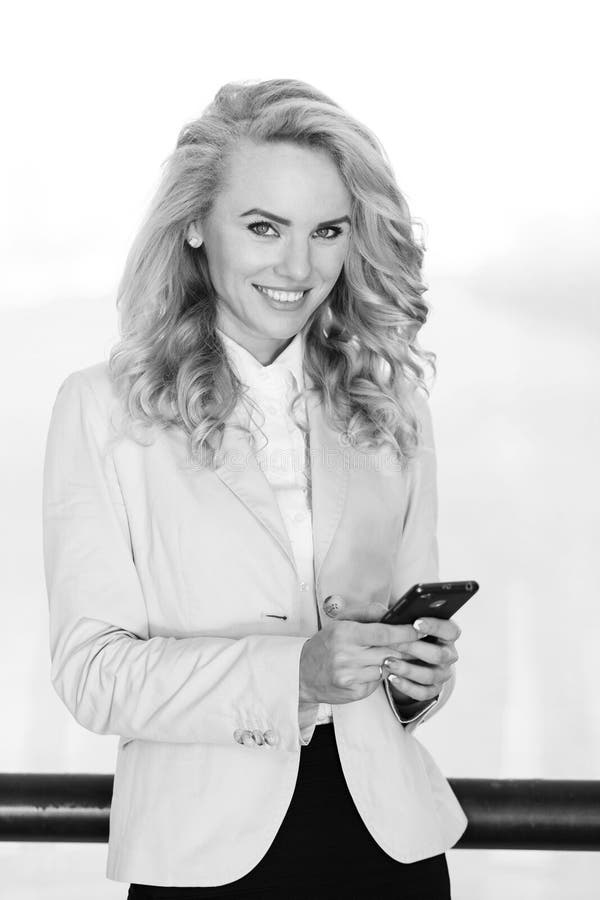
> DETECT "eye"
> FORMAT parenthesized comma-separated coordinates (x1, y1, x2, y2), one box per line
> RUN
(247, 220, 345, 240)
(247, 220, 278, 237)
(314, 226, 344, 240)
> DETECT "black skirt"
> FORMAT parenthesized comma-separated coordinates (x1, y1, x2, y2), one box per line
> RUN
(127, 723, 450, 899)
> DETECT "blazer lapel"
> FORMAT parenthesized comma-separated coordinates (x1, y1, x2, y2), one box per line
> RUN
(213, 411, 297, 572)
(304, 384, 350, 586)
(213, 380, 351, 586)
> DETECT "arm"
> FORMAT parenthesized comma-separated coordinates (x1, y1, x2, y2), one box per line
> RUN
(43, 372, 309, 750)
(384, 391, 456, 732)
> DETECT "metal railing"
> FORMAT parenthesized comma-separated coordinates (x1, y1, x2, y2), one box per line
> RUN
(1, 775, 599, 850)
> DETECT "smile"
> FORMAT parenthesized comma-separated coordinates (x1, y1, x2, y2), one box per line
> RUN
(253, 285, 308, 303)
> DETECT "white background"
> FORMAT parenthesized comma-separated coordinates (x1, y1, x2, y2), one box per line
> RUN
(1, 1, 599, 896)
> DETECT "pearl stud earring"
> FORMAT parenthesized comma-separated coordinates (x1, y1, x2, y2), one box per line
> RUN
(188, 236, 202, 248)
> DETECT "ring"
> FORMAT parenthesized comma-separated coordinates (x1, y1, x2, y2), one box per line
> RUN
(378, 664, 384, 680)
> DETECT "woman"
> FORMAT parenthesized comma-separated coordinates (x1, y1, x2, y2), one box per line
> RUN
(43, 79, 467, 898)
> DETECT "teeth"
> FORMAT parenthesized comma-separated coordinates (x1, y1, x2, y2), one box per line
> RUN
(256, 286, 305, 302)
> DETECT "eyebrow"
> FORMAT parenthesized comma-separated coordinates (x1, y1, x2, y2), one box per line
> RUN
(240, 208, 351, 229)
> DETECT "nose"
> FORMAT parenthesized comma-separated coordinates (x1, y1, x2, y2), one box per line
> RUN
(273, 234, 312, 285)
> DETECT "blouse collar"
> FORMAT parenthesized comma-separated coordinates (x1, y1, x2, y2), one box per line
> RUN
(216, 326, 305, 392)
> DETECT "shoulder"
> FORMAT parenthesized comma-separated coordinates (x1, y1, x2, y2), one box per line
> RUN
(50, 362, 125, 444)
(55, 361, 118, 410)
(60, 360, 113, 395)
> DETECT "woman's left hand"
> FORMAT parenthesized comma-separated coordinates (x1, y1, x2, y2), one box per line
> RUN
(383, 617, 461, 703)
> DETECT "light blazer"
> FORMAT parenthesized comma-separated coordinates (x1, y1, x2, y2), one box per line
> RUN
(43, 362, 467, 887)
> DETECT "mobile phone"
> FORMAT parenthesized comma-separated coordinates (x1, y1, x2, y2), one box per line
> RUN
(381, 581, 479, 641)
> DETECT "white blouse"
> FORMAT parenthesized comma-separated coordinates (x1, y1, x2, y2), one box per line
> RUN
(216, 327, 331, 743)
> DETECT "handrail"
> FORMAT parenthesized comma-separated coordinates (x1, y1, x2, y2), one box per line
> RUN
(1, 775, 599, 850)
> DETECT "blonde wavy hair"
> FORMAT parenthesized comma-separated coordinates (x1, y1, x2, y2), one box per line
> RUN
(108, 78, 435, 468)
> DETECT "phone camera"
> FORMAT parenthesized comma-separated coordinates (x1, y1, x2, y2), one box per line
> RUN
(465, 582, 473, 592)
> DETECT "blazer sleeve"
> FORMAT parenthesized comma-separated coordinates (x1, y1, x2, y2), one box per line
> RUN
(43, 371, 310, 751)
(384, 391, 456, 734)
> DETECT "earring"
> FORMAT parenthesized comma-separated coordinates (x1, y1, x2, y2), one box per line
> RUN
(188, 236, 202, 248)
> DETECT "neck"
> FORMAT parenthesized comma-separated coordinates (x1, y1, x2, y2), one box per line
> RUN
(215, 325, 298, 366)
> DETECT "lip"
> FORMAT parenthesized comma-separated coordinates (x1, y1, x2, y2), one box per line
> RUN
(253, 284, 311, 292)
(253, 284, 310, 310)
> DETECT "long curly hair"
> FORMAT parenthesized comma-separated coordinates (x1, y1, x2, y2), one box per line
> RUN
(108, 78, 435, 468)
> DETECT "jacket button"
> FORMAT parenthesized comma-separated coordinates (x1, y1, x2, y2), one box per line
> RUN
(263, 730, 278, 746)
(252, 730, 265, 746)
(241, 730, 255, 746)
(233, 729, 245, 744)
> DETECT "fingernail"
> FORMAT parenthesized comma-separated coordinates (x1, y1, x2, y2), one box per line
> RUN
(388, 675, 402, 686)
(386, 659, 405, 674)
(413, 619, 428, 635)
(383, 655, 400, 666)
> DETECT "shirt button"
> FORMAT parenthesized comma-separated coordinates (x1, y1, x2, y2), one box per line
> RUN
(299, 582, 309, 592)
(265, 404, 278, 415)
(293, 511, 306, 523)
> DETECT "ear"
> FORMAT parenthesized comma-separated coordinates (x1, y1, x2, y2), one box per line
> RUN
(186, 221, 203, 248)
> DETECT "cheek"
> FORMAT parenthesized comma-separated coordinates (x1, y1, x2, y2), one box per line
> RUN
(319, 239, 348, 274)
(205, 235, 266, 289)
(232, 246, 276, 286)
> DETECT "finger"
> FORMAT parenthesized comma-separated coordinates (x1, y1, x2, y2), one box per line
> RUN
(400, 639, 459, 667)
(363, 647, 412, 669)
(354, 651, 405, 681)
(413, 617, 461, 643)
(387, 675, 440, 702)
(328, 617, 422, 648)
(362, 621, 425, 648)
(384, 657, 453, 687)
(323, 594, 389, 624)
(338, 663, 386, 686)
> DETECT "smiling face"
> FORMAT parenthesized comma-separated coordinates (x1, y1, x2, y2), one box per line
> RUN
(191, 140, 352, 365)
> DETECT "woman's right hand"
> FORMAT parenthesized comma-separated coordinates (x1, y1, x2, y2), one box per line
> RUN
(298, 594, 424, 705)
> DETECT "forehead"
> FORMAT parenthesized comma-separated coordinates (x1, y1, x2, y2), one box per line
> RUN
(214, 139, 351, 219)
